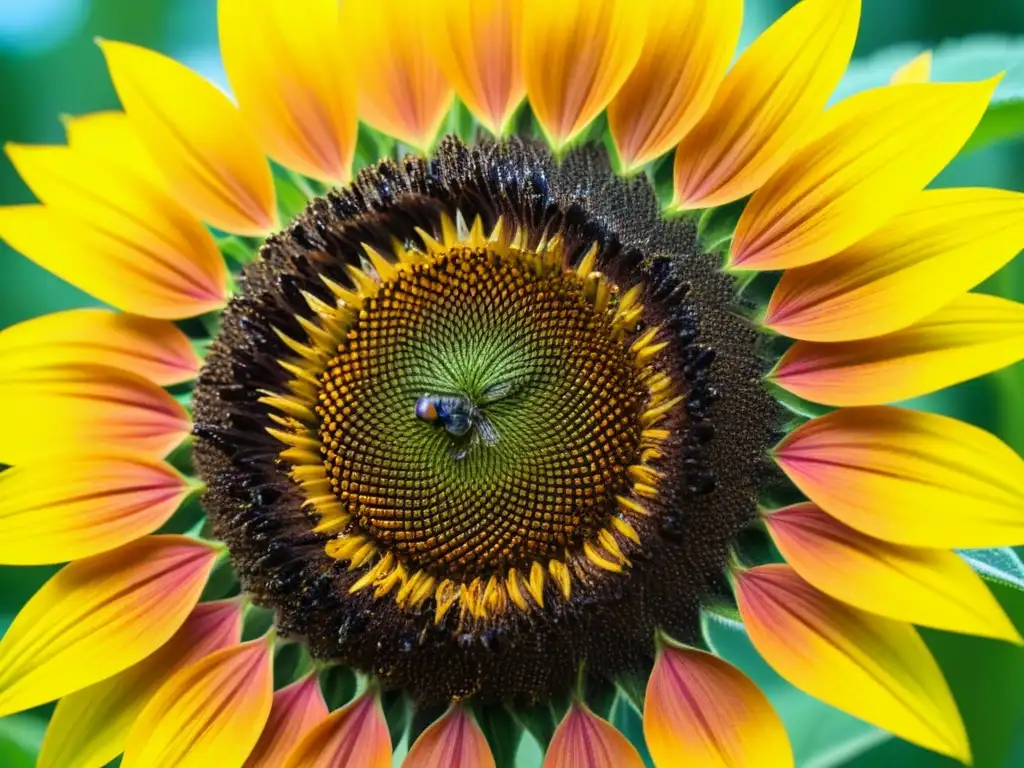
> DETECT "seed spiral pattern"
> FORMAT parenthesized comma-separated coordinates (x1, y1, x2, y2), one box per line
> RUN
(316, 247, 646, 579)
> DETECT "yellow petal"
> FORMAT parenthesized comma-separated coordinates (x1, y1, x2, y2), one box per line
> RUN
(427, 0, 525, 135)
(0, 535, 217, 718)
(0, 308, 200, 385)
(736, 564, 969, 762)
(39, 600, 243, 768)
(731, 79, 998, 270)
(0, 453, 191, 565)
(246, 674, 328, 768)
(543, 702, 644, 768)
(892, 51, 933, 84)
(522, 0, 650, 149)
(284, 690, 391, 768)
(123, 635, 274, 768)
(99, 40, 277, 235)
(401, 705, 492, 768)
(63, 111, 167, 190)
(766, 502, 1021, 643)
(343, 0, 453, 152)
(0, 202, 226, 320)
(644, 643, 793, 768)
(774, 406, 1024, 548)
(219, 0, 357, 184)
(672, 0, 859, 209)
(609, 0, 742, 172)
(0, 363, 191, 464)
(764, 188, 1024, 341)
(772, 293, 1024, 406)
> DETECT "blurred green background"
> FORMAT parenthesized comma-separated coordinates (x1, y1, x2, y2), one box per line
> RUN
(1, 1, 1023, 766)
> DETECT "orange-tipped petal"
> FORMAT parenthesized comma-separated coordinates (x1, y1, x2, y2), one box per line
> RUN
(0, 453, 191, 565)
(736, 564, 969, 762)
(771, 293, 1024, 406)
(891, 51, 933, 84)
(764, 188, 1024, 341)
(731, 78, 998, 271)
(99, 40, 277, 235)
(766, 502, 1021, 643)
(0, 204, 225, 320)
(5, 142, 228, 316)
(609, 0, 742, 172)
(0, 309, 200, 386)
(401, 705, 492, 768)
(644, 643, 793, 768)
(284, 690, 391, 768)
(39, 600, 243, 768)
(672, 0, 859, 210)
(428, 0, 525, 135)
(63, 111, 167, 190)
(0, 363, 191, 464)
(543, 701, 643, 768)
(219, 0, 357, 184)
(774, 407, 1024, 548)
(343, 0, 453, 152)
(523, 0, 649, 150)
(0, 535, 217, 718)
(123, 635, 274, 768)
(246, 674, 329, 768)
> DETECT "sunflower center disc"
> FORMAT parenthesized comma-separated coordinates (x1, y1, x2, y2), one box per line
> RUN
(316, 247, 646, 579)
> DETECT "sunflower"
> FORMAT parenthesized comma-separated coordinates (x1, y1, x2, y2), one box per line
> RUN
(1, 0, 1023, 765)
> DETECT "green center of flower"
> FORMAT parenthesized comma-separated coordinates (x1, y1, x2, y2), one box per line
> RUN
(316, 247, 648, 579)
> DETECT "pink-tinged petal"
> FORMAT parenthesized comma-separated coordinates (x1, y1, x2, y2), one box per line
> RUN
(522, 0, 649, 150)
(731, 79, 999, 271)
(401, 705, 493, 768)
(0, 363, 191, 464)
(0, 309, 201, 386)
(123, 634, 275, 768)
(219, 0, 357, 184)
(672, 0, 859, 209)
(100, 40, 278, 236)
(766, 502, 1021, 643)
(774, 406, 1024, 548)
(0, 453, 192, 565)
(644, 643, 793, 768)
(39, 600, 243, 768)
(543, 701, 644, 768)
(428, 0, 526, 135)
(0, 204, 225, 320)
(736, 564, 969, 762)
(609, 0, 743, 172)
(5, 142, 228, 316)
(891, 51, 932, 84)
(343, 0, 453, 152)
(0, 535, 217, 718)
(764, 188, 1024, 342)
(245, 674, 329, 768)
(771, 293, 1024, 406)
(284, 690, 391, 768)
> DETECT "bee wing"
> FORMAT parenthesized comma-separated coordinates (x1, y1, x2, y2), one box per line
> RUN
(474, 414, 501, 447)
(479, 380, 514, 404)
(450, 431, 477, 461)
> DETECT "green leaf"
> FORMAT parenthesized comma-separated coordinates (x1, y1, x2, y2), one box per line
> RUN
(474, 704, 523, 768)
(959, 548, 1024, 591)
(0, 714, 46, 768)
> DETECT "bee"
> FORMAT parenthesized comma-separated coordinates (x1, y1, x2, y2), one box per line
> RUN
(415, 381, 512, 460)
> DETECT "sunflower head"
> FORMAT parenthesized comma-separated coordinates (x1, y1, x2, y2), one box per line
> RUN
(192, 136, 779, 706)
(1, 0, 1022, 766)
